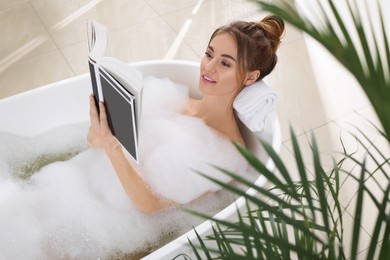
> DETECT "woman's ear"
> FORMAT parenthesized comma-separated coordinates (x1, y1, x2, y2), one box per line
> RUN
(244, 70, 260, 86)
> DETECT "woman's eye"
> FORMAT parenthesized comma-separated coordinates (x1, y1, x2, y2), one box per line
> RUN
(205, 52, 212, 58)
(221, 61, 231, 68)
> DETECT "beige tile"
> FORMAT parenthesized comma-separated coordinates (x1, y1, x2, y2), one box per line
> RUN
(144, 0, 205, 15)
(59, 40, 90, 76)
(0, 3, 57, 61)
(304, 37, 371, 121)
(332, 106, 383, 159)
(333, 105, 382, 136)
(282, 23, 305, 44)
(160, 5, 218, 57)
(283, 106, 385, 174)
(61, 16, 200, 76)
(110, 18, 199, 61)
(341, 209, 373, 259)
(31, 0, 159, 48)
(266, 38, 329, 140)
(88, 0, 159, 30)
(333, 106, 385, 177)
(278, 142, 316, 181)
(353, 243, 383, 260)
(214, 0, 269, 22)
(0, 50, 74, 98)
(337, 131, 389, 238)
(108, 17, 199, 62)
(342, 184, 386, 240)
(161, 0, 269, 56)
(286, 125, 341, 174)
(0, 0, 29, 9)
(281, 106, 387, 243)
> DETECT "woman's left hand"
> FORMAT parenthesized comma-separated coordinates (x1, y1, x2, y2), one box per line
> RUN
(87, 95, 121, 152)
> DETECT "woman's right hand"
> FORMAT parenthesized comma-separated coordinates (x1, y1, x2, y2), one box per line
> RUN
(88, 96, 174, 213)
(87, 95, 121, 152)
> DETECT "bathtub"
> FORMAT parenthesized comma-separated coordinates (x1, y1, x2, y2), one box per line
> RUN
(0, 60, 281, 258)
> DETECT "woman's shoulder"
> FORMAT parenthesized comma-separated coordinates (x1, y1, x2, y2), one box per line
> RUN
(224, 125, 246, 147)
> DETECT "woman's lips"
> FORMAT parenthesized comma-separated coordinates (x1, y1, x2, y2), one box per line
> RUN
(202, 75, 216, 84)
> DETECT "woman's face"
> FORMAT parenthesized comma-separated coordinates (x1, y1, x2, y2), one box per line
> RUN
(199, 32, 241, 98)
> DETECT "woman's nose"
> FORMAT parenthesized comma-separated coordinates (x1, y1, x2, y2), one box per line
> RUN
(205, 59, 217, 74)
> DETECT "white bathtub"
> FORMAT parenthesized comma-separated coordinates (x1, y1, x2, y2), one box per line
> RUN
(0, 60, 281, 259)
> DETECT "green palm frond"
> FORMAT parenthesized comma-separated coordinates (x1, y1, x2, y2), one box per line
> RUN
(254, 0, 390, 141)
(186, 126, 389, 259)
(187, 131, 345, 259)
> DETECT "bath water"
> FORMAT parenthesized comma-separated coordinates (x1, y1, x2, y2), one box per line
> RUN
(0, 76, 249, 259)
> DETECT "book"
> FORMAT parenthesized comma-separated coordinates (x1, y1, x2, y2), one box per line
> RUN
(88, 21, 143, 163)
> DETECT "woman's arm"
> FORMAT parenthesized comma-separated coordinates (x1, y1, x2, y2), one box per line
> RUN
(87, 95, 174, 214)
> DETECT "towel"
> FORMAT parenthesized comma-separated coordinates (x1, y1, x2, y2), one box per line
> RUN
(233, 80, 277, 132)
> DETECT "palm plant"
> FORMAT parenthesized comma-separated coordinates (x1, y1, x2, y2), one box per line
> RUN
(183, 0, 390, 259)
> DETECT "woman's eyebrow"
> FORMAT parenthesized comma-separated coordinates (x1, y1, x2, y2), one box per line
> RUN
(222, 54, 236, 62)
(207, 46, 237, 62)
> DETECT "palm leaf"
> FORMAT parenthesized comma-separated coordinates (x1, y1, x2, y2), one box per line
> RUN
(254, 0, 390, 141)
(350, 159, 366, 259)
(311, 133, 331, 235)
(187, 228, 212, 260)
(233, 142, 299, 200)
(290, 127, 316, 221)
(366, 178, 390, 260)
(184, 123, 390, 259)
(186, 129, 346, 258)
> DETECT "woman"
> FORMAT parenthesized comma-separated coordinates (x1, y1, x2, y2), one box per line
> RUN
(88, 15, 285, 214)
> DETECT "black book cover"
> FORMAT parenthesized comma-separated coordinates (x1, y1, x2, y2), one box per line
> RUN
(98, 68, 138, 160)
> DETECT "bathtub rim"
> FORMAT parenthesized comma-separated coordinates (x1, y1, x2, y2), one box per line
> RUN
(0, 59, 281, 259)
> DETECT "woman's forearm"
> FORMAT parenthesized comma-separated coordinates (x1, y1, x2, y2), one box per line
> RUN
(88, 97, 174, 213)
(105, 146, 174, 214)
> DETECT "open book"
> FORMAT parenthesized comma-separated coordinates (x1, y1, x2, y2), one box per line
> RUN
(88, 21, 143, 163)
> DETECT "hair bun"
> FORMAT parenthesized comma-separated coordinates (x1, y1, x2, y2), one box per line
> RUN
(258, 15, 285, 51)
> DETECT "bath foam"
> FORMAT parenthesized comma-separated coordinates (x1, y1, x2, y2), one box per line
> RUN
(137, 76, 248, 204)
(0, 76, 249, 258)
(0, 122, 89, 179)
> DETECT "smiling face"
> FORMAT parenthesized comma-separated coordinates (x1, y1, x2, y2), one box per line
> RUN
(199, 33, 241, 98)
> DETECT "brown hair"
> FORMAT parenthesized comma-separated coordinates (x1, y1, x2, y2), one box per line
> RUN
(208, 15, 285, 85)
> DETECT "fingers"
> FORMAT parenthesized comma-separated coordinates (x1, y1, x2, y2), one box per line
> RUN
(88, 95, 119, 150)
(98, 100, 111, 131)
(89, 95, 100, 129)
(89, 94, 112, 134)
(98, 101, 118, 147)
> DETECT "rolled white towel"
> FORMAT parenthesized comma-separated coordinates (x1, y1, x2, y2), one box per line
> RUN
(233, 80, 277, 132)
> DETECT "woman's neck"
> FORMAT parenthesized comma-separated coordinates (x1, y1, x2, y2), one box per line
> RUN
(186, 94, 232, 122)
(184, 95, 245, 146)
